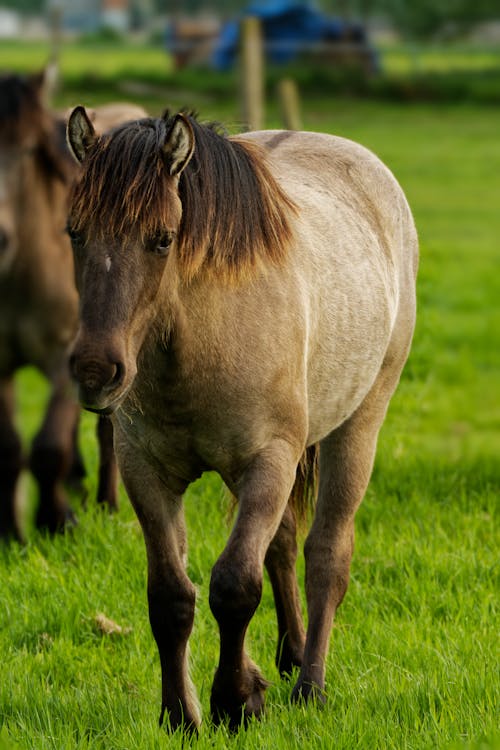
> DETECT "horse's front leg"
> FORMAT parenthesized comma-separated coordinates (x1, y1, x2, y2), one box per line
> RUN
(30, 373, 79, 532)
(0, 376, 24, 541)
(210, 438, 301, 729)
(114, 431, 200, 732)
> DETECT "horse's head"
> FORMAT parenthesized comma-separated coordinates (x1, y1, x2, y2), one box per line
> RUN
(66, 106, 195, 414)
(0, 66, 69, 274)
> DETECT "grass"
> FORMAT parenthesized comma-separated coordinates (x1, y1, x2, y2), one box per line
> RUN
(0, 41, 499, 749)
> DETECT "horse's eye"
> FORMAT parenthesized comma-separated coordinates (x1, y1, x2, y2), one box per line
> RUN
(66, 224, 82, 245)
(148, 232, 175, 257)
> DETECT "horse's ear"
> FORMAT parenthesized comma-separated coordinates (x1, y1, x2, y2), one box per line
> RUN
(66, 106, 97, 164)
(162, 113, 194, 176)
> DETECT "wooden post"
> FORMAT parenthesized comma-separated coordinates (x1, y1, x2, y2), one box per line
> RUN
(240, 16, 264, 131)
(278, 78, 302, 131)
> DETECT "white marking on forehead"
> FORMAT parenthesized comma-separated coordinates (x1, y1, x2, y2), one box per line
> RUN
(105, 255, 112, 272)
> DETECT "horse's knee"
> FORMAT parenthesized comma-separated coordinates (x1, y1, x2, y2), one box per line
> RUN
(209, 560, 262, 626)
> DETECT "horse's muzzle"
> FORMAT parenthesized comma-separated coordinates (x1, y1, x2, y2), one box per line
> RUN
(69, 335, 133, 413)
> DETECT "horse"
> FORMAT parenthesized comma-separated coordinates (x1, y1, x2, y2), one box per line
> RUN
(66, 107, 418, 731)
(0, 68, 147, 541)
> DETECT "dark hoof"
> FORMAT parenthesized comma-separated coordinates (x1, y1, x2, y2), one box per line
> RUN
(159, 703, 200, 735)
(291, 678, 326, 705)
(211, 665, 269, 731)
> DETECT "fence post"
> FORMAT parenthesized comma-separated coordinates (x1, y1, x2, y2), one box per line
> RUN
(278, 77, 302, 130)
(240, 16, 264, 131)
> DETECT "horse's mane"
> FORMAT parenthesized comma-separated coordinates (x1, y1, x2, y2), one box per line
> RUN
(0, 73, 38, 143)
(69, 111, 297, 282)
(0, 72, 74, 184)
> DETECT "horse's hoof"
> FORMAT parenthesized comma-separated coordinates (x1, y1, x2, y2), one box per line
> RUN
(291, 678, 326, 705)
(210, 665, 269, 731)
(159, 702, 200, 735)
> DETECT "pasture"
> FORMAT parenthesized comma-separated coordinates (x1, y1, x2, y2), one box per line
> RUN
(0, 41, 499, 749)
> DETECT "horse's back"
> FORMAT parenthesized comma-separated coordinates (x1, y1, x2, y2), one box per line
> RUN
(238, 128, 417, 279)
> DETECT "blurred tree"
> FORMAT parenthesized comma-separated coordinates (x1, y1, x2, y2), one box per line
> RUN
(2, 0, 44, 11)
(380, 0, 500, 40)
(4, 0, 497, 36)
(156, 0, 249, 12)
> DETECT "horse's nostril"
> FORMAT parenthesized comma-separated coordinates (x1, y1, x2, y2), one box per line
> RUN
(0, 227, 9, 253)
(109, 361, 125, 389)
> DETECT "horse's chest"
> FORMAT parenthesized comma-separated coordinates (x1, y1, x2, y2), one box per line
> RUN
(117, 406, 207, 488)
(120, 363, 272, 486)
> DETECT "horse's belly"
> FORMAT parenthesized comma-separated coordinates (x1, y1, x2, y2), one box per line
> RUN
(306, 354, 385, 444)
(305, 288, 394, 444)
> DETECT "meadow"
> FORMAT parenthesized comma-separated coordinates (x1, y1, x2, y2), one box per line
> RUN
(0, 40, 499, 749)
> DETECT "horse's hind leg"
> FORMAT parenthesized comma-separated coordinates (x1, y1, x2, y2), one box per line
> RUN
(65, 414, 118, 511)
(292, 361, 407, 704)
(96, 415, 118, 510)
(0, 377, 24, 541)
(265, 503, 305, 676)
(66, 413, 86, 494)
(30, 375, 79, 532)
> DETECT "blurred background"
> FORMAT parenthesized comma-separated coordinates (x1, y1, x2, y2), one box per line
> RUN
(1, 0, 500, 118)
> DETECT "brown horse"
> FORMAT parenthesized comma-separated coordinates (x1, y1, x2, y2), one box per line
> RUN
(66, 107, 418, 731)
(0, 69, 146, 541)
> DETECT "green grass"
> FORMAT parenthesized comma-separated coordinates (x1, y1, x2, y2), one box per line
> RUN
(0, 41, 499, 749)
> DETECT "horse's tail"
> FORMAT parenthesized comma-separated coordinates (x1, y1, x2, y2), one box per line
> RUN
(289, 444, 319, 528)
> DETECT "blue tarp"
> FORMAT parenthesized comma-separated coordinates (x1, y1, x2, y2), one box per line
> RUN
(212, 1, 371, 70)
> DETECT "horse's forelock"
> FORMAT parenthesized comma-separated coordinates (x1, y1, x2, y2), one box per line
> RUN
(70, 118, 173, 239)
(70, 114, 297, 281)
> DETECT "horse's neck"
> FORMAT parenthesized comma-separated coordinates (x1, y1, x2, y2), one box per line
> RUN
(7, 156, 74, 308)
(16, 156, 68, 264)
